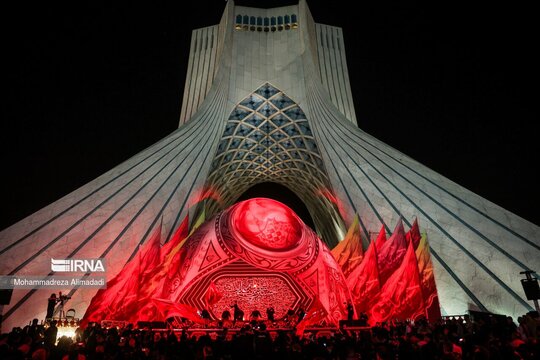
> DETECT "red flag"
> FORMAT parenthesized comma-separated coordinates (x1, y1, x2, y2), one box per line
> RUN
(375, 225, 386, 252)
(127, 251, 189, 323)
(406, 218, 421, 250)
(331, 215, 364, 276)
(81, 223, 162, 326)
(138, 222, 163, 278)
(151, 298, 204, 324)
(296, 298, 328, 337)
(203, 281, 223, 308)
(128, 228, 191, 323)
(369, 241, 425, 325)
(416, 233, 441, 322)
(161, 214, 189, 261)
(346, 241, 380, 315)
(377, 219, 408, 284)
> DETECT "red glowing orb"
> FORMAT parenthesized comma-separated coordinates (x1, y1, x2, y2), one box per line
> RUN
(232, 198, 303, 251)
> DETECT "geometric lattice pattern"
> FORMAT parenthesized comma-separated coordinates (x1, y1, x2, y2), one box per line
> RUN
(206, 83, 332, 216)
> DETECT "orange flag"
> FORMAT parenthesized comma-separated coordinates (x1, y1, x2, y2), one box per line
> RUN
(346, 241, 380, 315)
(189, 208, 206, 236)
(369, 241, 425, 325)
(331, 215, 364, 276)
(416, 233, 441, 321)
(375, 225, 387, 252)
(377, 219, 408, 284)
(406, 218, 421, 250)
(161, 214, 189, 261)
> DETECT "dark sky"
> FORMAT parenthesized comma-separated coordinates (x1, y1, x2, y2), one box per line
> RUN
(2, 0, 538, 230)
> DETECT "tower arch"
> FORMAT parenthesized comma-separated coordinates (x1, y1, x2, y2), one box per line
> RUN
(202, 83, 345, 246)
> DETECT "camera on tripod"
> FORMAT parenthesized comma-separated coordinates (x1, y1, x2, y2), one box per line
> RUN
(58, 292, 71, 302)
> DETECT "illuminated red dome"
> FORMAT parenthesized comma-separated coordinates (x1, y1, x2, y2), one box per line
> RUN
(232, 198, 303, 251)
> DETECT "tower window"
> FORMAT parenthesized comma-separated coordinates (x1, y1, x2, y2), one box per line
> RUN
(235, 14, 242, 30)
(237, 13, 296, 32)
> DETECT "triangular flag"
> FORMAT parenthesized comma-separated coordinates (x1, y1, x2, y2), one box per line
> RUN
(406, 218, 421, 250)
(375, 225, 387, 253)
(346, 241, 381, 315)
(203, 281, 223, 308)
(161, 214, 189, 261)
(377, 219, 408, 284)
(331, 214, 364, 276)
(416, 233, 441, 322)
(189, 208, 206, 236)
(369, 241, 425, 325)
(139, 222, 163, 278)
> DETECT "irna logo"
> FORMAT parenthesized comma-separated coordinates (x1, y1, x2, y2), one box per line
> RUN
(51, 259, 106, 273)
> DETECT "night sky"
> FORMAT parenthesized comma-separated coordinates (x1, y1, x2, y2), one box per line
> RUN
(2, 0, 538, 230)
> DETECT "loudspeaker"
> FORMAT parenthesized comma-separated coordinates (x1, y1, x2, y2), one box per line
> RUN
(0, 289, 13, 305)
(521, 278, 540, 300)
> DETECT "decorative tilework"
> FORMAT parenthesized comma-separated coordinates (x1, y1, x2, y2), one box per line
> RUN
(205, 83, 331, 215)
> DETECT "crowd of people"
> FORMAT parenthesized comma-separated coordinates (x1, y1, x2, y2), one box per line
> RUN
(0, 310, 539, 359)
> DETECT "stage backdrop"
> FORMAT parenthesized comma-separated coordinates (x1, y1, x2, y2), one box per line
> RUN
(83, 198, 353, 326)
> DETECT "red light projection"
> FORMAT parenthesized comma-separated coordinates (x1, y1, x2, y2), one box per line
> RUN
(213, 276, 298, 320)
(317, 187, 347, 220)
(168, 198, 352, 325)
(232, 198, 302, 251)
(188, 185, 223, 208)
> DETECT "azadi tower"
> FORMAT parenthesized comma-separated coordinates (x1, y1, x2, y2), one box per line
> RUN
(0, 0, 538, 329)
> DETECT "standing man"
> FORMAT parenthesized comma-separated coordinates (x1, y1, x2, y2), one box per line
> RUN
(46, 293, 58, 320)
(346, 301, 354, 322)
(266, 306, 275, 322)
(231, 301, 244, 324)
(44, 320, 58, 349)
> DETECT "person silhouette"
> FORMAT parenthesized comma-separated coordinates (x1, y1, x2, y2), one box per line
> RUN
(231, 301, 244, 323)
(266, 306, 275, 322)
(46, 293, 58, 319)
(346, 301, 354, 322)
